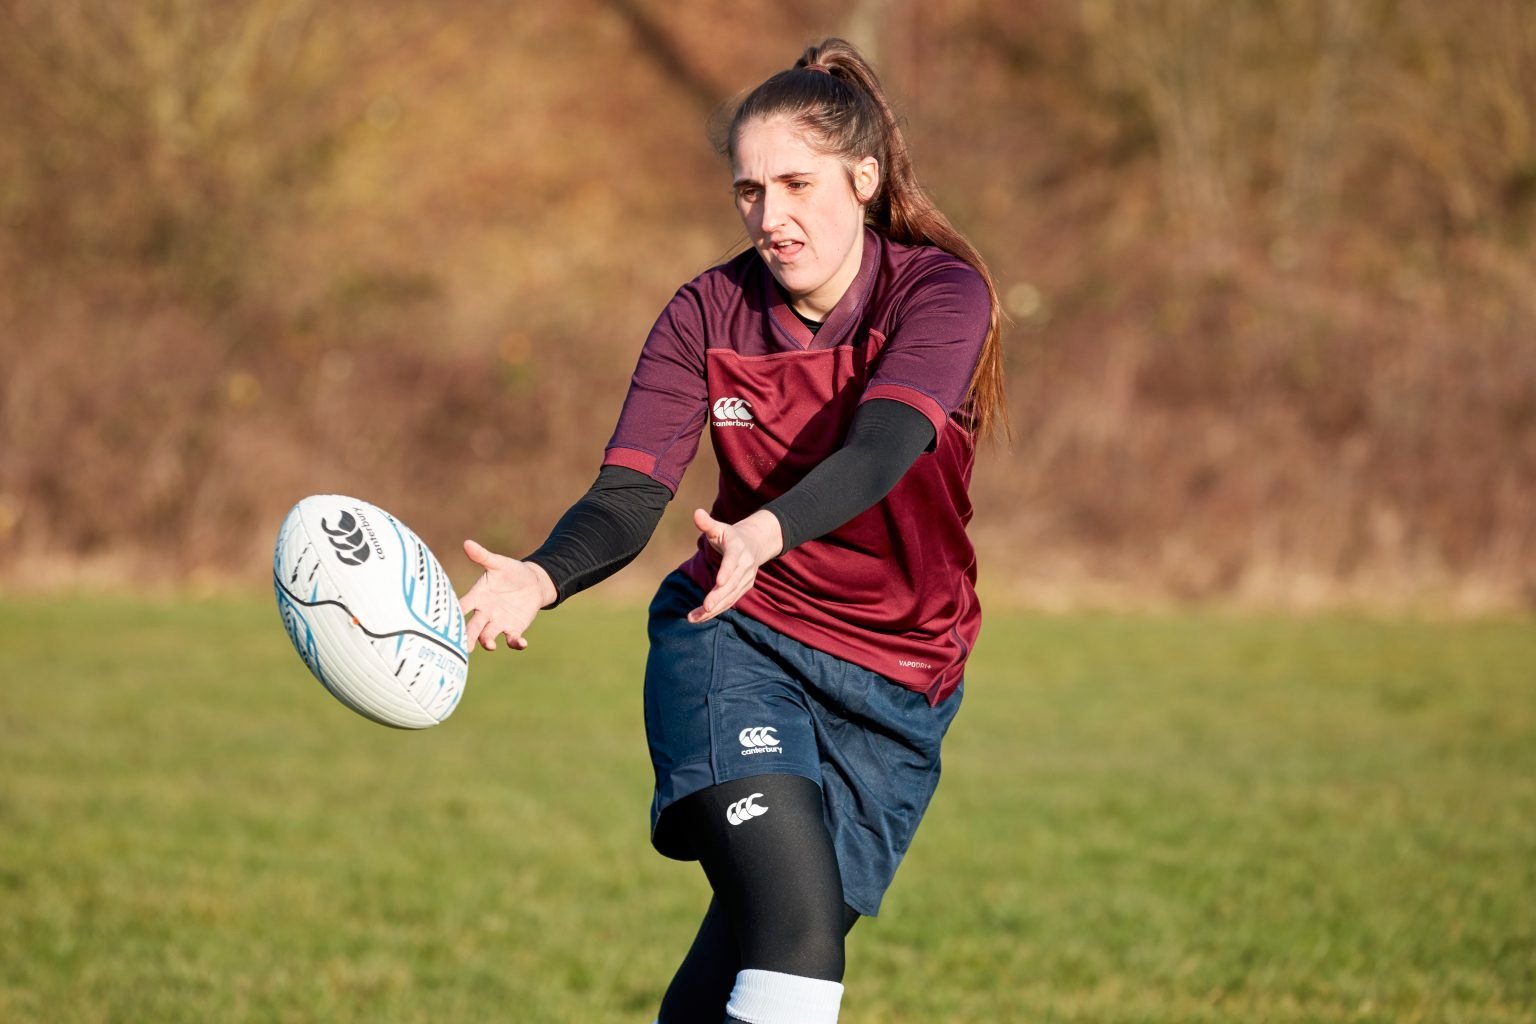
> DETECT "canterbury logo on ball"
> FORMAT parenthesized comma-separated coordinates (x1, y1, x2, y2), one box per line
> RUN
(321, 511, 371, 566)
(726, 794, 769, 826)
(711, 396, 754, 427)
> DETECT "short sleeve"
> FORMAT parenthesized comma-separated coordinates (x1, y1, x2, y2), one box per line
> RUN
(862, 261, 990, 437)
(603, 283, 711, 492)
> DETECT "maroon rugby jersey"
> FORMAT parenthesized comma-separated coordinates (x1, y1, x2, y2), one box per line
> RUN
(603, 228, 988, 703)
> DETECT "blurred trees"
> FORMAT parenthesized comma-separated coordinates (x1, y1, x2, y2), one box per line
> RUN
(0, 0, 1531, 609)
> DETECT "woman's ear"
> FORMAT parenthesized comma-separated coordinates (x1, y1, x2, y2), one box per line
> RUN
(853, 156, 880, 204)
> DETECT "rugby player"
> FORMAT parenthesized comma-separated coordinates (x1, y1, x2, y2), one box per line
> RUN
(460, 37, 1006, 1024)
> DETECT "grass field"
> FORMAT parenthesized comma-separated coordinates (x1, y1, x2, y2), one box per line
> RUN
(1, 596, 1532, 1023)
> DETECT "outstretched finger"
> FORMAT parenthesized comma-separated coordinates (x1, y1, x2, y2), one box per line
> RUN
(719, 554, 754, 599)
(463, 538, 498, 570)
(688, 586, 721, 623)
(474, 615, 504, 652)
(691, 578, 740, 624)
(699, 567, 737, 619)
(693, 508, 728, 551)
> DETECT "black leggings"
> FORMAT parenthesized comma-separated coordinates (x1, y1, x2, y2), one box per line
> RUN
(656, 774, 859, 1024)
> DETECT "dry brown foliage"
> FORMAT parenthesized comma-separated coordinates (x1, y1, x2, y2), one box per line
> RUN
(1, 0, 1532, 611)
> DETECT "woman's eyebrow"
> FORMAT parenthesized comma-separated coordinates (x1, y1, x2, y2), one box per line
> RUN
(732, 170, 818, 188)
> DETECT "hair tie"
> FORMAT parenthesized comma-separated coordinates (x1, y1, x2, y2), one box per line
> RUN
(804, 62, 832, 75)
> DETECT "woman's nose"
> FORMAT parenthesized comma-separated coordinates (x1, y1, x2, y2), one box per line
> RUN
(760, 188, 785, 233)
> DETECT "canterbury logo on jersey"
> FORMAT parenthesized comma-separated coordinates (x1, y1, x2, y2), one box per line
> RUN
(726, 793, 769, 826)
(738, 726, 782, 756)
(711, 396, 754, 427)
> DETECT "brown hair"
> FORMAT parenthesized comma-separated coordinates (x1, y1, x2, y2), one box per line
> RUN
(719, 38, 1008, 440)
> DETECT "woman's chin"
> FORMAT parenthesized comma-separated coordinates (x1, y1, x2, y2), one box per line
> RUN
(764, 263, 824, 305)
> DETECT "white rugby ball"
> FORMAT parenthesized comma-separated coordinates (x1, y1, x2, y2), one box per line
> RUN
(273, 495, 469, 729)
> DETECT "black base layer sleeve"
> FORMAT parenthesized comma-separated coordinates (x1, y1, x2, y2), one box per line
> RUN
(522, 465, 671, 606)
(763, 398, 937, 553)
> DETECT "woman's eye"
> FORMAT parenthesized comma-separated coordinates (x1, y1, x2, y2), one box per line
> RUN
(787, 180, 809, 191)
(737, 187, 761, 202)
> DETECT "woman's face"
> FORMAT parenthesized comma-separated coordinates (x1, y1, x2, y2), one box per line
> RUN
(732, 116, 879, 320)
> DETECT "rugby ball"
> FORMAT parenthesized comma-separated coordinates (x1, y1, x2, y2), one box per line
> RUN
(273, 495, 469, 728)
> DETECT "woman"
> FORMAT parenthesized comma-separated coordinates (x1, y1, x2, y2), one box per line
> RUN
(460, 37, 1005, 1024)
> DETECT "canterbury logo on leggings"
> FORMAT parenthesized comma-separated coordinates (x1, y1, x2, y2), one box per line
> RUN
(726, 793, 769, 826)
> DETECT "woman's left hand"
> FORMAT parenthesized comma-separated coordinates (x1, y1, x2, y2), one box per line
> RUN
(687, 508, 783, 623)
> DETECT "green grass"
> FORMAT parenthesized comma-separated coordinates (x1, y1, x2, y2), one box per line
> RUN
(1, 598, 1532, 1023)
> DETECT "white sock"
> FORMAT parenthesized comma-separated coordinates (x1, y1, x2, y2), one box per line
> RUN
(725, 969, 844, 1024)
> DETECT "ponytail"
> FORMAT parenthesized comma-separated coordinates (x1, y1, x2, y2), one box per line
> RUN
(721, 38, 1009, 440)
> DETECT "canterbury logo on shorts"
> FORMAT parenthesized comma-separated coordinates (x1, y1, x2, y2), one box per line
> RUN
(738, 725, 783, 756)
(738, 726, 778, 747)
(726, 793, 769, 826)
(712, 396, 754, 427)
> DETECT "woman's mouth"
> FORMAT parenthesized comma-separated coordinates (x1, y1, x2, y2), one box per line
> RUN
(769, 239, 805, 262)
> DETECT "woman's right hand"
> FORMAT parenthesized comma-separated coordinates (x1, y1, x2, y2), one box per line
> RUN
(458, 539, 558, 652)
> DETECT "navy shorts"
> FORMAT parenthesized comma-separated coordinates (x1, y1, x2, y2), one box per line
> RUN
(643, 571, 963, 917)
